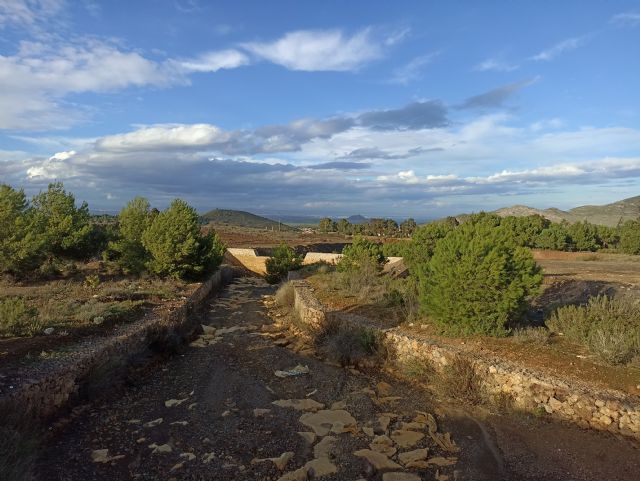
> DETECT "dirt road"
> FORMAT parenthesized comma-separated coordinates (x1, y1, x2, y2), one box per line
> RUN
(38, 276, 639, 481)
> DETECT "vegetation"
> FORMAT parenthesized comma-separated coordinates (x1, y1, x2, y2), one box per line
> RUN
(274, 281, 295, 307)
(315, 317, 382, 366)
(318, 216, 416, 237)
(105, 197, 154, 274)
(335, 237, 386, 299)
(143, 199, 225, 279)
(547, 296, 640, 365)
(0, 297, 41, 338)
(434, 357, 484, 405)
(201, 208, 296, 231)
(265, 244, 303, 284)
(415, 220, 543, 336)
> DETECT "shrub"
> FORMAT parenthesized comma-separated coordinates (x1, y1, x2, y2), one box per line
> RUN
(512, 326, 552, 345)
(0, 298, 41, 338)
(415, 221, 543, 336)
(142, 199, 225, 279)
(405, 218, 457, 268)
(0, 185, 45, 277)
(106, 197, 154, 274)
(274, 281, 295, 307)
(31, 182, 94, 259)
(338, 237, 385, 272)
(618, 220, 640, 255)
(547, 295, 640, 364)
(316, 318, 382, 366)
(265, 244, 302, 284)
(434, 357, 484, 405)
(336, 238, 386, 299)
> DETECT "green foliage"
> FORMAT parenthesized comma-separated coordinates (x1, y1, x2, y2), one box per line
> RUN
(338, 237, 385, 272)
(416, 221, 543, 336)
(500, 215, 549, 247)
(0, 297, 41, 337)
(142, 199, 224, 279)
(106, 197, 154, 274)
(547, 295, 640, 365)
(0, 185, 45, 276)
(382, 240, 411, 258)
(265, 243, 302, 284)
(567, 221, 600, 252)
(31, 182, 94, 259)
(618, 220, 640, 254)
(405, 218, 457, 268)
(535, 223, 572, 250)
(399, 218, 417, 236)
(318, 217, 337, 233)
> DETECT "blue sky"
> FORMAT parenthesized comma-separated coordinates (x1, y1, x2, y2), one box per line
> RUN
(1, 0, 639, 219)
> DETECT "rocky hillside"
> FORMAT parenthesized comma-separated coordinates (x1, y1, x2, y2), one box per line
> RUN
(201, 209, 297, 231)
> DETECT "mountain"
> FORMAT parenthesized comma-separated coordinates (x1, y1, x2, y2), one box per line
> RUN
(201, 209, 297, 231)
(346, 215, 368, 224)
(491, 195, 640, 227)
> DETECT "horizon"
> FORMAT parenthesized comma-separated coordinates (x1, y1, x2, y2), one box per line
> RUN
(1, 1, 640, 217)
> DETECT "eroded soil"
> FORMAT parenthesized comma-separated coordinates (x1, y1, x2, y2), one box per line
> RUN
(38, 276, 640, 481)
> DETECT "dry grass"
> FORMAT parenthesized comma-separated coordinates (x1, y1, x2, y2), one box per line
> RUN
(433, 356, 484, 405)
(274, 282, 295, 307)
(314, 317, 383, 367)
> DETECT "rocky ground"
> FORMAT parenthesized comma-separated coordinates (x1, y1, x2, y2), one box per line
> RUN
(37, 276, 640, 481)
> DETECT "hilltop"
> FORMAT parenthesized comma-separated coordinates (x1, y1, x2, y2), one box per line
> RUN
(201, 209, 297, 231)
(485, 195, 640, 227)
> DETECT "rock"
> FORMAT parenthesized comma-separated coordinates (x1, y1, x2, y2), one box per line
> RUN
(354, 449, 402, 471)
(382, 473, 422, 481)
(272, 399, 325, 411)
(305, 457, 337, 477)
(143, 418, 163, 428)
(170, 421, 188, 426)
(201, 324, 216, 334)
(170, 462, 184, 471)
(398, 448, 429, 466)
(202, 452, 216, 464)
(91, 449, 125, 463)
(44, 327, 55, 335)
(376, 415, 391, 434)
(330, 400, 347, 410)
(362, 426, 375, 437)
(135, 437, 146, 444)
(376, 381, 393, 396)
(370, 435, 397, 457)
(252, 451, 295, 471)
(314, 436, 336, 459)
(180, 453, 196, 461)
(297, 431, 317, 444)
(217, 326, 246, 335)
(253, 408, 271, 417)
(188, 403, 198, 410)
(390, 430, 424, 448)
(400, 421, 426, 430)
(148, 443, 172, 454)
(299, 410, 358, 436)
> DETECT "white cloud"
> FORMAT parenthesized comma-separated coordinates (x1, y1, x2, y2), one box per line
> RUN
(389, 52, 439, 84)
(174, 49, 249, 73)
(0, 0, 66, 29)
(610, 11, 640, 26)
(241, 28, 383, 71)
(95, 124, 232, 152)
(474, 58, 518, 72)
(531, 36, 586, 61)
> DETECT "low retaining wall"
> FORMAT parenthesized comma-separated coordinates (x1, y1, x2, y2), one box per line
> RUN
(302, 253, 343, 265)
(289, 281, 640, 439)
(0, 265, 239, 418)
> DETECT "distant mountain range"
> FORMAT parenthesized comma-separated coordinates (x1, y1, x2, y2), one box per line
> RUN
(200, 209, 297, 231)
(488, 195, 640, 227)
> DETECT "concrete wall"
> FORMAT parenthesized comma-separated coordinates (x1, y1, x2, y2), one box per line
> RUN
(0, 266, 239, 419)
(289, 281, 640, 439)
(302, 253, 343, 265)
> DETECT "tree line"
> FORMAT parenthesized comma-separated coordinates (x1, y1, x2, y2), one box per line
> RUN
(318, 217, 418, 237)
(0, 182, 225, 280)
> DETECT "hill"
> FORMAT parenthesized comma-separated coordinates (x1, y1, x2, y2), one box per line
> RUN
(490, 195, 640, 227)
(201, 209, 297, 231)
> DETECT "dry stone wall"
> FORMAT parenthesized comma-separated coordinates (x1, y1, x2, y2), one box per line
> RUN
(290, 281, 640, 439)
(0, 266, 239, 419)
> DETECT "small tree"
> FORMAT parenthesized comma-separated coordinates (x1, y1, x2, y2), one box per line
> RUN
(0, 185, 45, 276)
(265, 244, 302, 284)
(106, 197, 154, 274)
(416, 222, 542, 336)
(338, 237, 385, 273)
(142, 199, 225, 279)
(31, 182, 94, 259)
(535, 223, 572, 251)
(318, 217, 336, 233)
(618, 220, 640, 255)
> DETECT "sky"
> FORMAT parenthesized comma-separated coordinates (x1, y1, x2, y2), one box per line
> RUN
(1, 0, 639, 219)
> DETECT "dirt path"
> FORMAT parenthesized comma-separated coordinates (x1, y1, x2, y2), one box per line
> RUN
(38, 276, 639, 481)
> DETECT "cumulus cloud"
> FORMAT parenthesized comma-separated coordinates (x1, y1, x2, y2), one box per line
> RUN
(531, 36, 587, 61)
(241, 28, 384, 71)
(457, 77, 539, 110)
(174, 49, 250, 73)
(0, 0, 66, 29)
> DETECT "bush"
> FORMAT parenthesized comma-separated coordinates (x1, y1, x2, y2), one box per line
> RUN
(434, 357, 484, 405)
(142, 199, 225, 279)
(0, 298, 41, 338)
(0, 185, 45, 277)
(31, 182, 94, 259)
(106, 197, 154, 274)
(338, 237, 385, 272)
(265, 244, 302, 284)
(618, 220, 640, 255)
(547, 295, 640, 364)
(415, 221, 543, 336)
(274, 281, 295, 307)
(316, 318, 382, 366)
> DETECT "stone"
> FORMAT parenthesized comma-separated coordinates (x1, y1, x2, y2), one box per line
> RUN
(376, 415, 391, 433)
(376, 381, 393, 396)
(170, 421, 188, 426)
(143, 418, 163, 428)
(330, 400, 347, 410)
(297, 431, 317, 444)
(202, 452, 216, 464)
(353, 449, 402, 471)
(362, 426, 375, 437)
(370, 435, 397, 457)
(170, 462, 184, 471)
(390, 430, 424, 448)
(252, 451, 295, 471)
(148, 443, 172, 454)
(272, 399, 325, 412)
(400, 421, 426, 430)
(314, 436, 337, 459)
(253, 408, 271, 417)
(382, 473, 422, 481)
(299, 410, 357, 436)
(398, 448, 429, 466)
(180, 453, 196, 461)
(91, 449, 125, 463)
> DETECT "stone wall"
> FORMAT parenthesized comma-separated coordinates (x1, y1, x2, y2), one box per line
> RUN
(289, 281, 640, 439)
(0, 266, 239, 419)
(302, 253, 343, 265)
